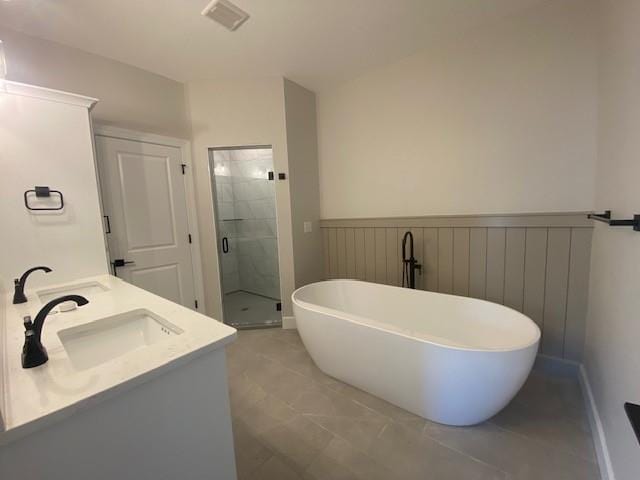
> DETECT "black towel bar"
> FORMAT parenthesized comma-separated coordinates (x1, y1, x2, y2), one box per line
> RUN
(588, 210, 640, 231)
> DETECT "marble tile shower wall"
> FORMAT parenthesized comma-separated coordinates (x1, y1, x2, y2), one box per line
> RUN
(213, 149, 280, 300)
(213, 151, 240, 294)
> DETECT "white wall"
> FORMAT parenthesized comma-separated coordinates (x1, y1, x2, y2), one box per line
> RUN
(0, 84, 109, 291)
(584, 1, 640, 478)
(317, 0, 598, 219)
(0, 25, 190, 138)
(185, 78, 296, 319)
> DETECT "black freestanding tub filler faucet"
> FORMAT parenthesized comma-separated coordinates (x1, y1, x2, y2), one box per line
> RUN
(401, 231, 422, 289)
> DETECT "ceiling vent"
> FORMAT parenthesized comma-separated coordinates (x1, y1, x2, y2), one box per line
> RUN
(201, 0, 250, 31)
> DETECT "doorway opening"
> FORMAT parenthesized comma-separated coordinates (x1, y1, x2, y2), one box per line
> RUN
(209, 146, 281, 329)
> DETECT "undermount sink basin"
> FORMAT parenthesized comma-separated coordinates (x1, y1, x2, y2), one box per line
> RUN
(37, 281, 110, 303)
(57, 309, 184, 370)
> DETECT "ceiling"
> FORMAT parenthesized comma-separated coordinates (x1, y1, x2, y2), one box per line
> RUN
(0, 0, 548, 91)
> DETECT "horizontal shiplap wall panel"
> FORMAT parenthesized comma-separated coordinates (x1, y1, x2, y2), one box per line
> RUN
(321, 213, 593, 361)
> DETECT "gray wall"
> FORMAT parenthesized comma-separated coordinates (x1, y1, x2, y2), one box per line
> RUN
(0, 25, 190, 138)
(284, 80, 324, 288)
(322, 213, 592, 362)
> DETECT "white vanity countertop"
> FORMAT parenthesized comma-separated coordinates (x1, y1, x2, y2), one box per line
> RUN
(0, 274, 236, 444)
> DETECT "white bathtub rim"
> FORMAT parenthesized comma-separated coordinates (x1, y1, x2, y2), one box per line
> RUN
(292, 280, 541, 354)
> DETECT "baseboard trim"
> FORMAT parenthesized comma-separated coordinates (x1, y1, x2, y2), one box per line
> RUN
(579, 365, 615, 480)
(533, 355, 613, 479)
(282, 316, 297, 329)
(533, 354, 581, 378)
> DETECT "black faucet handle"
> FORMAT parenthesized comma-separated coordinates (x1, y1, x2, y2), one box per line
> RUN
(23, 316, 33, 331)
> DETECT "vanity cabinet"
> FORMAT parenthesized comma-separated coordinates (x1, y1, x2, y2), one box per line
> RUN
(0, 81, 109, 290)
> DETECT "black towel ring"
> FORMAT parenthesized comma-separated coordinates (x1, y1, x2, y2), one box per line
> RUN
(24, 186, 64, 211)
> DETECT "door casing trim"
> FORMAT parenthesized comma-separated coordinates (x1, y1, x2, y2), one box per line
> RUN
(93, 125, 206, 315)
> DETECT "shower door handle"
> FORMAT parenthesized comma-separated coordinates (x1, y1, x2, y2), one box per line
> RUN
(222, 237, 229, 253)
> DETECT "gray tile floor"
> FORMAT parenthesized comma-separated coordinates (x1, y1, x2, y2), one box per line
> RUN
(226, 328, 600, 480)
(223, 291, 282, 328)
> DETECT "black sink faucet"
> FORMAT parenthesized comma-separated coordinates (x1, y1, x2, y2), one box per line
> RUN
(13, 266, 52, 304)
(22, 295, 89, 369)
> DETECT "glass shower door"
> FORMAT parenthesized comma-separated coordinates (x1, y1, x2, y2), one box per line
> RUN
(209, 146, 281, 328)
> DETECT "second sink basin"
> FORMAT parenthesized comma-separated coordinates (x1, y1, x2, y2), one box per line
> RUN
(37, 281, 110, 303)
(57, 309, 184, 371)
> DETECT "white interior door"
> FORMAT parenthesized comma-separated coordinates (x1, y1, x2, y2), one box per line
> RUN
(95, 135, 196, 309)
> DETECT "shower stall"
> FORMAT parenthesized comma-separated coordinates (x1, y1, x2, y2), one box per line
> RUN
(209, 146, 282, 328)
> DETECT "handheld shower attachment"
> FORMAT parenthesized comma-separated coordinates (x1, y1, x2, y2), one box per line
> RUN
(401, 231, 422, 289)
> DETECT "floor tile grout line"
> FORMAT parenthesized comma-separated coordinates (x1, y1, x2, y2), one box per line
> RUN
(239, 358, 363, 414)
(255, 414, 338, 477)
(305, 414, 507, 480)
(419, 426, 511, 478)
(242, 452, 275, 479)
(302, 413, 395, 475)
(484, 419, 598, 464)
(232, 342, 404, 419)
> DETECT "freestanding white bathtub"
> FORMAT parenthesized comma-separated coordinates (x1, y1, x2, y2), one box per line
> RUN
(292, 280, 540, 426)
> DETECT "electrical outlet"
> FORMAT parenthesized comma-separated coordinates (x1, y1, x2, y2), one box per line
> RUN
(303, 221, 313, 233)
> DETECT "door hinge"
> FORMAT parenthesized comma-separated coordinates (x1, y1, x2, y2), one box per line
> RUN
(103, 215, 111, 234)
(181, 163, 187, 175)
(188, 233, 192, 244)
(276, 302, 282, 311)
(194, 299, 199, 309)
